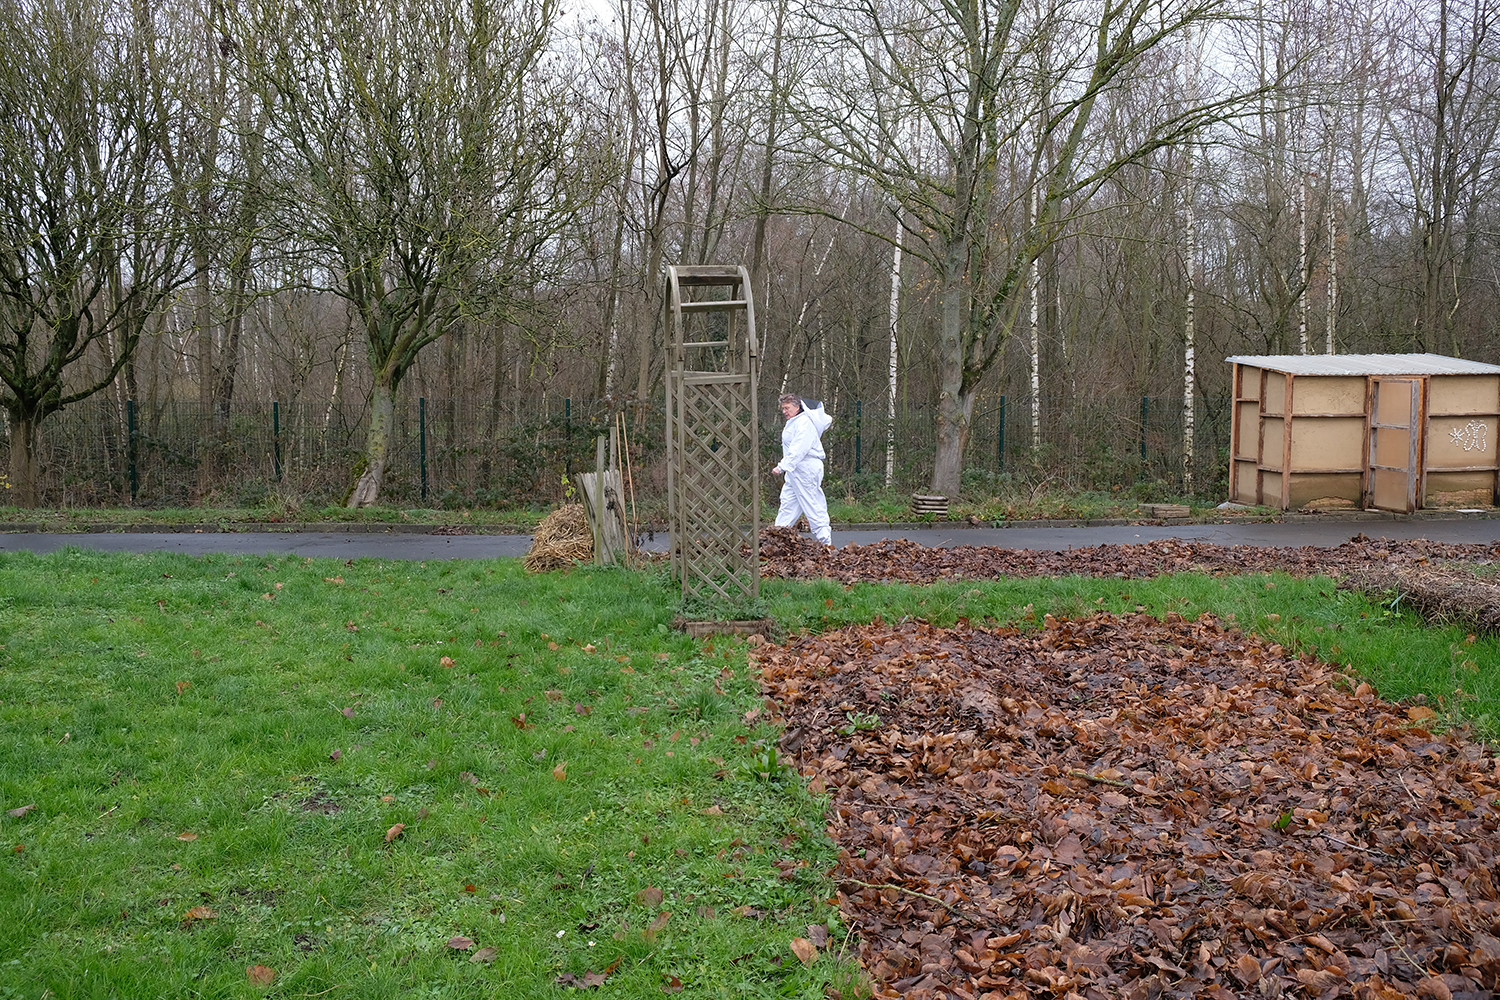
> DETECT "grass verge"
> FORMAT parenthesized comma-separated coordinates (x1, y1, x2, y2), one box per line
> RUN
(1, 553, 1494, 998)
(0, 506, 548, 531)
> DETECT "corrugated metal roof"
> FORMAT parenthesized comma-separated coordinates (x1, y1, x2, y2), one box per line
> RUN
(1225, 353, 1500, 376)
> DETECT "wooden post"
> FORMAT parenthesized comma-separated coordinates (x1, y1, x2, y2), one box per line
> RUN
(579, 433, 628, 567)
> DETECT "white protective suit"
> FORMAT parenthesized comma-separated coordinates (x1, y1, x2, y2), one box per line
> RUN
(773, 400, 834, 545)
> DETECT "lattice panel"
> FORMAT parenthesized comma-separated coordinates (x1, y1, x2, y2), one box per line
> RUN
(664, 265, 760, 602)
(673, 378, 758, 601)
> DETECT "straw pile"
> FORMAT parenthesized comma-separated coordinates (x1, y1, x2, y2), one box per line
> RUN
(522, 504, 593, 572)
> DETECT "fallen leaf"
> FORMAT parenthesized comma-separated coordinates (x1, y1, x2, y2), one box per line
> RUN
(1233, 953, 1261, 985)
(440, 656, 456, 669)
(661, 974, 683, 993)
(447, 935, 474, 950)
(1416, 976, 1454, 1000)
(635, 886, 663, 908)
(556, 969, 611, 989)
(175, 681, 192, 695)
(1407, 705, 1437, 721)
(644, 910, 671, 943)
(789, 937, 818, 966)
(470, 946, 497, 964)
(7, 804, 36, 819)
(176, 831, 198, 842)
(246, 964, 275, 986)
(385, 823, 405, 843)
(553, 761, 568, 781)
(329, 749, 342, 761)
(341, 707, 355, 718)
(183, 905, 217, 921)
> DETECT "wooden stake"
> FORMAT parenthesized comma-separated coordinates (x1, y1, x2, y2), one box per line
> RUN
(619, 410, 640, 548)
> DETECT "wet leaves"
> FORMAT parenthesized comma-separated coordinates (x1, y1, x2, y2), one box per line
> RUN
(756, 610, 1500, 999)
(246, 963, 275, 986)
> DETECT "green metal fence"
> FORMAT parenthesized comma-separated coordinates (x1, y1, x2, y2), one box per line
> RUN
(2, 393, 1228, 508)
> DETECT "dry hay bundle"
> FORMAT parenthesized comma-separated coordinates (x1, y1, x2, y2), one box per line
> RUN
(523, 504, 593, 572)
(1342, 563, 1500, 633)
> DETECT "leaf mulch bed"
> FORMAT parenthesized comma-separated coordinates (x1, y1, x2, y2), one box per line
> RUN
(760, 527, 1498, 592)
(752, 530, 1500, 998)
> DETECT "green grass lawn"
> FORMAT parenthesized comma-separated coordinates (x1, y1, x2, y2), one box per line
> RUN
(1, 551, 1494, 999)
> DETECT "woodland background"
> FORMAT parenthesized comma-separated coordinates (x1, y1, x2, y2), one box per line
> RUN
(2, 0, 1498, 508)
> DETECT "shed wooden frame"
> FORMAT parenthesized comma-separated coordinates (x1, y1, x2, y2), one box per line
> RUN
(1227, 353, 1500, 512)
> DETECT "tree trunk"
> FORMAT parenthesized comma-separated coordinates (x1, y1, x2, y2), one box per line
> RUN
(8, 413, 38, 508)
(347, 380, 396, 507)
(930, 275, 969, 498)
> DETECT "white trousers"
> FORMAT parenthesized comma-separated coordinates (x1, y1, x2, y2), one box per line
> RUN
(774, 459, 831, 545)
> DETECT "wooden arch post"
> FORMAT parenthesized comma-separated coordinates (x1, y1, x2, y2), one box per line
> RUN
(665, 265, 761, 601)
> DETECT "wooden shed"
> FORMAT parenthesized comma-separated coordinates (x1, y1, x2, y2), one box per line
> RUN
(1227, 353, 1500, 512)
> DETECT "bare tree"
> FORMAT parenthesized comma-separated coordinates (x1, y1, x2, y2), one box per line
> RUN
(1383, 0, 1500, 354)
(239, 0, 587, 505)
(790, 0, 1255, 497)
(0, 0, 190, 505)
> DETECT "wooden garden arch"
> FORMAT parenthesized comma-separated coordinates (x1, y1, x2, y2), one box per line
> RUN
(665, 265, 761, 601)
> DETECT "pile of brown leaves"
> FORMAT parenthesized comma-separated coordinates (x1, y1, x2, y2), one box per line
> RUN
(760, 527, 1499, 589)
(751, 530, 1500, 998)
(757, 614, 1499, 1000)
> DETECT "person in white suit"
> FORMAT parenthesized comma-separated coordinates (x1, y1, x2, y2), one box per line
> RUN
(771, 393, 834, 546)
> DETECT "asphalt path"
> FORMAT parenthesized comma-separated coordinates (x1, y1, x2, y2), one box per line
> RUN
(2, 516, 1497, 561)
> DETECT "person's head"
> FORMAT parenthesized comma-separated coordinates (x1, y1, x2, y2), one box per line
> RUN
(778, 393, 802, 419)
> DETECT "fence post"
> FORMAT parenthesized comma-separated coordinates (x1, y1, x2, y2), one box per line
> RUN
(127, 398, 138, 503)
(997, 395, 1006, 470)
(854, 400, 861, 474)
(273, 401, 283, 482)
(1140, 396, 1149, 464)
(419, 397, 428, 502)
